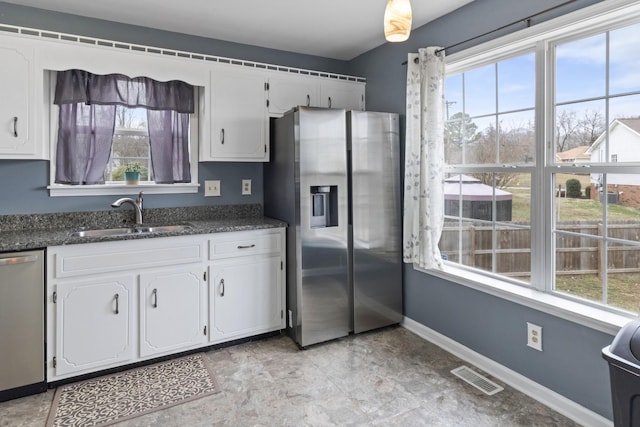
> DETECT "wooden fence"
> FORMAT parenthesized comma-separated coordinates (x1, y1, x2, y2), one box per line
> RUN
(440, 221, 640, 279)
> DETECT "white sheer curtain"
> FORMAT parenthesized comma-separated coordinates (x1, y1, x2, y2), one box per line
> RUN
(403, 47, 446, 270)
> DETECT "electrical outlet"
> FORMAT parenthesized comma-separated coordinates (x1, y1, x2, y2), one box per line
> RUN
(527, 322, 543, 351)
(204, 180, 221, 197)
(242, 179, 252, 195)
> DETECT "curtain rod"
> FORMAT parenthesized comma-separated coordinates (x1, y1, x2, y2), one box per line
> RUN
(402, 0, 578, 65)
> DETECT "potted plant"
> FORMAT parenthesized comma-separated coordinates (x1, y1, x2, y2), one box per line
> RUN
(124, 161, 143, 185)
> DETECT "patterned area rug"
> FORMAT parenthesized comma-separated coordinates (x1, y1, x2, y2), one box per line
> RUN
(46, 353, 220, 427)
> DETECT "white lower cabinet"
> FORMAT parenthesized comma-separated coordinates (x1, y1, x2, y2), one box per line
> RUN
(47, 228, 285, 382)
(209, 228, 286, 343)
(210, 254, 283, 342)
(54, 274, 135, 376)
(139, 265, 207, 357)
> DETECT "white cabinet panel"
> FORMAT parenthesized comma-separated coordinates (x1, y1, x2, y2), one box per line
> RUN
(205, 67, 268, 161)
(267, 75, 319, 115)
(0, 41, 40, 159)
(210, 254, 283, 342)
(54, 275, 135, 376)
(320, 81, 365, 111)
(139, 265, 206, 357)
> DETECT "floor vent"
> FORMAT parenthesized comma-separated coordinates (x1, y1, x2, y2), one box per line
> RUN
(451, 366, 504, 396)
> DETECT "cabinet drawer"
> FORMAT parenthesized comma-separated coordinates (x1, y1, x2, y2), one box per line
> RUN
(209, 229, 281, 259)
(50, 236, 204, 279)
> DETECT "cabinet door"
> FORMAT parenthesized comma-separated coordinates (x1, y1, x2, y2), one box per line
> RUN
(210, 254, 283, 343)
(139, 265, 206, 357)
(208, 68, 268, 161)
(0, 44, 33, 157)
(267, 75, 319, 115)
(54, 275, 135, 376)
(321, 81, 365, 111)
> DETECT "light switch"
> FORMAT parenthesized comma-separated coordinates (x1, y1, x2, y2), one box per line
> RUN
(205, 180, 221, 197)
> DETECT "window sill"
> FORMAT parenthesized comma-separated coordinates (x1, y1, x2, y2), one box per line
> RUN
(418, 264, 632, 336)
(48, 183, 200, 197)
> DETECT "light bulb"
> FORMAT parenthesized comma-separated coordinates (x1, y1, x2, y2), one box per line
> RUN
(384, 0, 412, 42)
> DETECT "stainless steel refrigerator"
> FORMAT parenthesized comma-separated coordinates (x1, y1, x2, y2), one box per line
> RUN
(264, 106, 402, 348)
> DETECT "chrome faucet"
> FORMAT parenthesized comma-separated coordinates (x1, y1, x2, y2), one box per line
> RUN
(111, 192, 144, 225)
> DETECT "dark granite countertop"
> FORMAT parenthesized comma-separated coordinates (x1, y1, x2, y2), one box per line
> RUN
(0, 204, 287, 252)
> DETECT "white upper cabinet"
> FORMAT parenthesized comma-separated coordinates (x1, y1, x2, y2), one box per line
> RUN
(320, 80, 366, 111)
(203, 66, 268, 162)
(267, 74, 319, 116)
(0, 38, 43, 159)
(267, 73, 366, 116)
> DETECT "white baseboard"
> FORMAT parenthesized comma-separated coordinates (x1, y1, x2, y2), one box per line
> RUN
(401, 317, 613, 427)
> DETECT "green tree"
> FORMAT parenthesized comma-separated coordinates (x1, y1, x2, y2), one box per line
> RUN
(445, 112, 480, 163)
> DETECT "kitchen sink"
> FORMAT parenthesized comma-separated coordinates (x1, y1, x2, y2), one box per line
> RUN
(69, 224, 191, 238)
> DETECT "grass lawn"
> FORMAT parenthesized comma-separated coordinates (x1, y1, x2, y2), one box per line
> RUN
(556, 274, 640, 313)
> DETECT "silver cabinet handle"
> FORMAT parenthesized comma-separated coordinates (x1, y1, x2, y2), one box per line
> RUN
(12, 117, 18, 138)
(220, 278, 225, 297)
(306, 94, 310, 107)
(237, 244, 256, 249)
(114, 293, 119, 315)
(220, 128, 225, 144)
(328, 97, 332, 108)
(0, 255, 38, 265)
(152, 288, 158, 308)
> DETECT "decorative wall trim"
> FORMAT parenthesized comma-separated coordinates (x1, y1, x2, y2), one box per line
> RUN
(401, 317, 613, 427)
(0, 23, 366, 83)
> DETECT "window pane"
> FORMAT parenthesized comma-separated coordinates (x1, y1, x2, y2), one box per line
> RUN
(607, 270, 640, 313)
(498, 53, 535, 112)
(610, 94, 640, 122)
(445, 113, 483, 164)
(466, 116, 497, 164)
(445, 73, 463, 118)
(115, 106, 147, 129)
(555, 33, 606, 103)
(554, 234, 602, 303)
(108, 134, 151, 181)
(442, 172, 531, 281)
(609, 22, 640, 95)
(498, 110, 535, 164)
(440, 218, 493, 271)
(464, 64, 496, 117)
(602, 172, 640, 238)
(554, 101, 605, 161)
(554, 173, 601, 236)
(496, 225, 531, 284)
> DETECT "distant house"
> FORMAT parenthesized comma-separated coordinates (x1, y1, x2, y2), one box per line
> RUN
(556, 145, 590, 163)
(585, 118, 640, 207)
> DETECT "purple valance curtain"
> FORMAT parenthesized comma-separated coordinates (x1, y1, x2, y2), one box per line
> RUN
(54, 70, 194, 113)
(54, 70, 194, 185)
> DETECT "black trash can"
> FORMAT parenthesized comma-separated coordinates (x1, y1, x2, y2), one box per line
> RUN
(602, 320, 640, 427)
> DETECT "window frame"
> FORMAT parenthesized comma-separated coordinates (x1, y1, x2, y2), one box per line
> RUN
(426, 0, 640, 330)
(46, 72, 201, 196)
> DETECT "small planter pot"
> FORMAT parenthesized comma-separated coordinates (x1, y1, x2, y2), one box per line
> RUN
(125, 171, 140, 185)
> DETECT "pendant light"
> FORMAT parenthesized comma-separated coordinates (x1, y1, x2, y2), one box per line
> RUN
(384, 0, 412, 42)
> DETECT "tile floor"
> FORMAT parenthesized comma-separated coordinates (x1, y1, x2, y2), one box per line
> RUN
(1, 326, 579, 426)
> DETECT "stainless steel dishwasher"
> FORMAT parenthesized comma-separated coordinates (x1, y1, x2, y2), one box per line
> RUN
(0, 249, 47, 402)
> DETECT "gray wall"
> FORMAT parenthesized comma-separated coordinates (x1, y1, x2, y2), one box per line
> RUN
(350, 0, 615, 420)
(0, 1, 348, 215)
